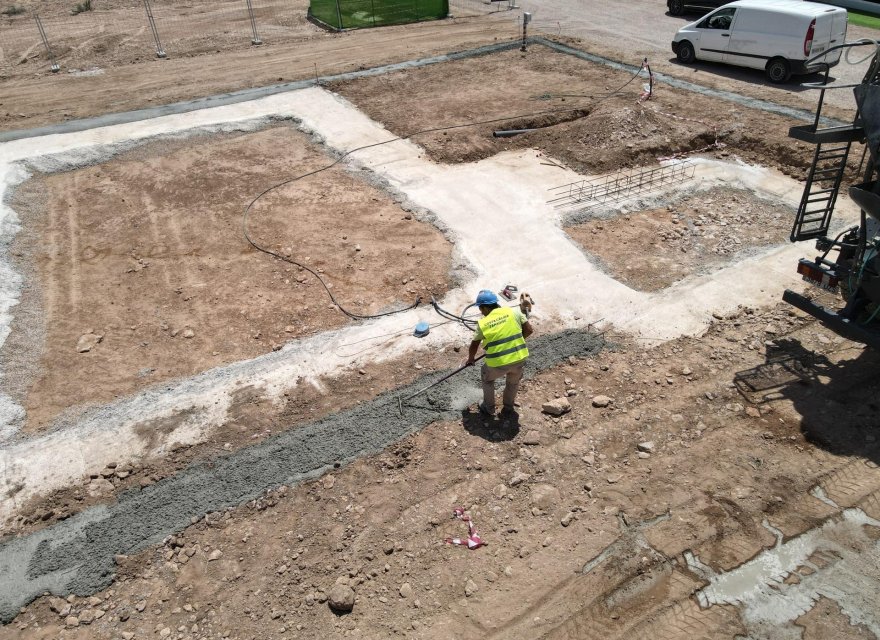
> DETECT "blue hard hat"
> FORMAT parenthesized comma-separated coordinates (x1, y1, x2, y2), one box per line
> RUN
(475, 289, 499, 305)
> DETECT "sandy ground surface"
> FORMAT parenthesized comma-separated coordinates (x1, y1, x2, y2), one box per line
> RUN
(6, 124, 453, 431)
(0, 0, 316, 77)
(329, 46, 856, 180)
(1, 4, 880, 640)
(1, 0, 876, 135)
(2, 305, 879, 640)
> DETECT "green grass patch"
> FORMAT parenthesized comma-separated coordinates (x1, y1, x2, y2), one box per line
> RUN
(311, 0, 447, 29)
(848, 10, 880, 30)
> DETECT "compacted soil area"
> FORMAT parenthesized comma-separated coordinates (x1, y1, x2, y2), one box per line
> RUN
(3, 17, 880, 640)
(565, 186, 797, 291)
(5, 124, 454, 431)
(6, 42, 830, 434)
(331, 46, 834, 180)
(0, 0, 319, 79)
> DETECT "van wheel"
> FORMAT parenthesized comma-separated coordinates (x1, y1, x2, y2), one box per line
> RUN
(677, 41, 696, 64)
(766, 58, 791, 84)
(669, 0, 684, 16)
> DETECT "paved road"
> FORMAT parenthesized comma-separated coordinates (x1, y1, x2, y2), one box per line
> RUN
(513, 0, 878, 113)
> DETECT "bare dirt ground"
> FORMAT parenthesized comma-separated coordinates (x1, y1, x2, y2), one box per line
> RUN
(6, 42, 837, 436)
(0, 0, 317, 78)
(565, 187, 797, 292)
(3, 5, 880, 640)
(0, 4, 865, 137)
(5, 124, 453, 431)
(0, 11, 518, 132)
(3, 302, 879, 640)
(330, 46, 849, 181)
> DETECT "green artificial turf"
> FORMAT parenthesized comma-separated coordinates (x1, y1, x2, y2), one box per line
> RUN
(310, 0, 447, 29)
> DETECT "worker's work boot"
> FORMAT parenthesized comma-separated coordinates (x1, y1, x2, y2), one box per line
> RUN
(478, 403, 495, 417)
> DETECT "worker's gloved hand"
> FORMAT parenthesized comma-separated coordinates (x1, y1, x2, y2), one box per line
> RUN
(520, 293, 534, 318)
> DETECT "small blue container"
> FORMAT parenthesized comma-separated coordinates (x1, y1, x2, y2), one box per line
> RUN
(414, 322, 430, 338)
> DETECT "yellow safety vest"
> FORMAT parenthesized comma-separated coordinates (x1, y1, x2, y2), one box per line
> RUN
(479, 307, 529, 368)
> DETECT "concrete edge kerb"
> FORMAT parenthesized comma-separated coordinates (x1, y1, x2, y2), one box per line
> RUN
(532, 37, 845, 127)
(0, 36, 844, 144)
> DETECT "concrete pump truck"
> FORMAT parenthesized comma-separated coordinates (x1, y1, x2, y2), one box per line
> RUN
(783, 41, 880, 349)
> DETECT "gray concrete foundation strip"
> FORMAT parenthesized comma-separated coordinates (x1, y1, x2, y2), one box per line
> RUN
(0, 329, 604, 623)
(534, 37, 842, 126)
(0, 37, 837, 144)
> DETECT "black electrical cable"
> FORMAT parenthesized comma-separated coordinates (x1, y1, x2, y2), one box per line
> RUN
(242, 61, 649, 321)
(531, 62, 648, 102)
(431, 297, 475, 329)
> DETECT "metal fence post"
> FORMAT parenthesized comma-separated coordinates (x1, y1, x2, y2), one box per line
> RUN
(334, 0, 343, 29)
(142, 0, 167, 58)
(33, 14, 60, 73)
(245, 0, 262, 45)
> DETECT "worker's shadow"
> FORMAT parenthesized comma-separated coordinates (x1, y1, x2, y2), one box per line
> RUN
(460, 409, 521, 442)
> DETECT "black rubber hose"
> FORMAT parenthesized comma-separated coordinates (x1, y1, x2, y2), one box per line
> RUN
(242, 61, 649, 321)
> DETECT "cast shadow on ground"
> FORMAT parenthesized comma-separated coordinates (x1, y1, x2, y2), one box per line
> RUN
(734, 337, 880, 466)
(667, 56, 832, 93)
(460, 409, 521, 442)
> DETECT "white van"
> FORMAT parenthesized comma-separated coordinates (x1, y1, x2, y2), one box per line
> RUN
(671, 0, 848, 83)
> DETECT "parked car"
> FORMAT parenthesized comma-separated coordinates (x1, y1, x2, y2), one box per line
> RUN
(668, 0, 729, 16)
(671, 0, 848, 83)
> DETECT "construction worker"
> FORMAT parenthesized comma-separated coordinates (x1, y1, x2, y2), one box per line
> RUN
(465, 289, 533, 417)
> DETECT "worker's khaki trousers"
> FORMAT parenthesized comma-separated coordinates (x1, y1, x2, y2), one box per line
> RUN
(481, 360, 526, 412)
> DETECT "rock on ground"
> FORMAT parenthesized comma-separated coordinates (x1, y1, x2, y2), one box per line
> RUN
(328, 584, 355, 612)
(542, 397, 571, 416)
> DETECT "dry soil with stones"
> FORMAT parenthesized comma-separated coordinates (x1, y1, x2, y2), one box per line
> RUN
(2, 8, 880, 640)
(3, 302, 880, 640)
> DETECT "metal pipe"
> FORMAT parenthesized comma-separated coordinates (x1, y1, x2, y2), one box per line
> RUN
(493, 129, 536, 138)
(397, 355, 485, 415)
(143, 0, 166, 58)
(33, 14, 60, 73)
(334, 0, 343, 29)
(245, 0, 262, 45)
(521, 11, 530, 52)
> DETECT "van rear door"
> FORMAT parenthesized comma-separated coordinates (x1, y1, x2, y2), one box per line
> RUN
(810, 8, 847, 66)
(827, 8, 847, 64)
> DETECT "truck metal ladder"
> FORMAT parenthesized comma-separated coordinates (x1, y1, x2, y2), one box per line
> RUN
(789, 107, 863, 241)
(788, 55, 880, 241)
